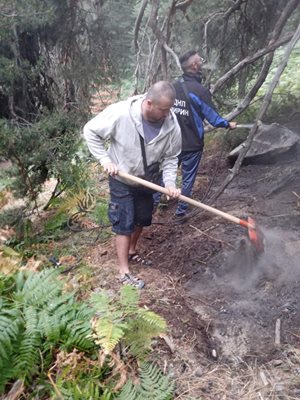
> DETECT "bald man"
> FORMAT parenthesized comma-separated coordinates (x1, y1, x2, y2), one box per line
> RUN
(84, 81, 181, 288)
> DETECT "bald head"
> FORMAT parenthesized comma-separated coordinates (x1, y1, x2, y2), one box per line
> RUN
(145, 81, 176, 105)
(142, 81, 175, 123)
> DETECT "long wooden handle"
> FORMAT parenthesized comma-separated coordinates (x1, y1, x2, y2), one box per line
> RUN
(117, 170, 249, 228)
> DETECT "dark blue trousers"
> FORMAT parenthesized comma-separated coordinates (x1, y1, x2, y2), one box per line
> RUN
(175, 150, 202, 215)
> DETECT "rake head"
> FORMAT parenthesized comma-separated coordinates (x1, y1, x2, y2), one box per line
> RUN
(247, 217, 265, 255)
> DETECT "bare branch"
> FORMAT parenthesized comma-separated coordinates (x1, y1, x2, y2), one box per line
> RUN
(148, 0, 178, 80)
(174, 0, 194, 12)
(163, 43, 181, 70)
(203, 12, 224, 61)
(133, 0, 149, 52)
(211, 32, 293, 94)
(212, 0, 300, 94)
(212, 21, 300, 201)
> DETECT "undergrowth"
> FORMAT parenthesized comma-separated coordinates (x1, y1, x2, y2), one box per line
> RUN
(0, 269, 174, 399)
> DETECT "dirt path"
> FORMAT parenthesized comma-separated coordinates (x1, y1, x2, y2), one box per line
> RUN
(86, 120, 300, 399)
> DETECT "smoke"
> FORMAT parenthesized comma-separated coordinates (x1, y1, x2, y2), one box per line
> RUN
(219, 226, 300, 291)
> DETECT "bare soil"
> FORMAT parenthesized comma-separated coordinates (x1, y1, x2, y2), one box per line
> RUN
(80, 119, 300, 398)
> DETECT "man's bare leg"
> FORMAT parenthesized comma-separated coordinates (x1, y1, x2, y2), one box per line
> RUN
(129, 226, 143, 255)
(115, 234, 131, 276)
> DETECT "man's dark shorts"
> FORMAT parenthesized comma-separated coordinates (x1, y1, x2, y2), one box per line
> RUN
(108, 176, 154, 235)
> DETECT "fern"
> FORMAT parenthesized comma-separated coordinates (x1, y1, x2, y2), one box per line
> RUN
(0, 269, 96, 394)
(90, 291, 114, 315)
(0, 305, 20, 366)
(48, 353, 113, 400)
(93, 318, 127, 353)
(137, 309, 167, 331)
(119, 285, 139, 310)
(91, 287, 167, 358)
(116, 362, 174, 400)
(14, 268, 62, 306)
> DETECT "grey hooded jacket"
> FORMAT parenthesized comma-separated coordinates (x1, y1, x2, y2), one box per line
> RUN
(83, 95, 182, 187)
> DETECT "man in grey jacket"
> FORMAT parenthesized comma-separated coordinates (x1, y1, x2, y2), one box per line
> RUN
(84, 81, 181, 288)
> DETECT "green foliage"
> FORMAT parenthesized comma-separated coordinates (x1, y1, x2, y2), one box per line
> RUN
(43, 211, 69, 233)
(0, 111, 84, 201)
(116, 362, 174, 400)
(91, 200, 110, 226)
(47, 351, 113, 400)
(239, 43, 300, 125)
(258, 44, 300, 120)
(0, 0, 124, 205)
(0, 206, 25, 230)
(52, 381, 103, 400)
(0, 268, 95, 393)
(0, 271, 174, 399)
(91, 285, 167, 358)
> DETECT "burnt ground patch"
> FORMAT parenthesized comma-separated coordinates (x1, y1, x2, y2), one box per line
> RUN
(88, 120, 300, 398)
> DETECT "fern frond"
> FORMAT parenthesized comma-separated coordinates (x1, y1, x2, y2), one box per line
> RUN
(116, 381, 139, 400)
(0, 361, 16, 394)
(63, 318, 94, 350)
(90, 291, 112, 315)
(57, 380, 101, 400)
(137, 310, 167, 332)
(123, 310, 167, 357)
(40, 296, 94, 350)
(119, 285, 139, 310)
(0, 306, 20, 367)
(116, 362, 174, 400)
(14, 268, 62, 307)
(14, 334, 41, 377)
(14, 306, 41, 377)
(139, 362, 174, 400)
(93, 318, 127, 353)
(39, 309, 61, 342)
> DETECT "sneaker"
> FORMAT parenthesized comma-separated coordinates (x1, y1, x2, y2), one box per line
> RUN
(120, 273, 145, 289)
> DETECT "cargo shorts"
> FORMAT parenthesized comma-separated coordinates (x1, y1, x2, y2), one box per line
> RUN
(108, 176, 154, 235)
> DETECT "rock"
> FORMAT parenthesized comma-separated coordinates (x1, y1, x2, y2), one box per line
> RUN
(272, 359, 283, 366)
(228, 123, 299, 165)
(275, 383, 285, 392)
(212, 349, 217, 358)
(194, 366, 204, 377)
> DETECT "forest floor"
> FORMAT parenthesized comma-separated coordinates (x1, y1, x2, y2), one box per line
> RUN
(1, 117, 300, 399)
(83, 118, 300, 399)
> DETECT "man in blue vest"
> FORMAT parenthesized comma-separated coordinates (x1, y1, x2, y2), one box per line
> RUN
(172, 50, 237, 217)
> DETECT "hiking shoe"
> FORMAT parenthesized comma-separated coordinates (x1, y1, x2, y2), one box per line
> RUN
(120, 273, 145, 289)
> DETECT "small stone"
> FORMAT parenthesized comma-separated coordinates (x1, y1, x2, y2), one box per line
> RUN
(194, 367, 203, 377)
(272, 359, 283, 367)
(275, 383, 284, 392)
(212, 349, 217, 358)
